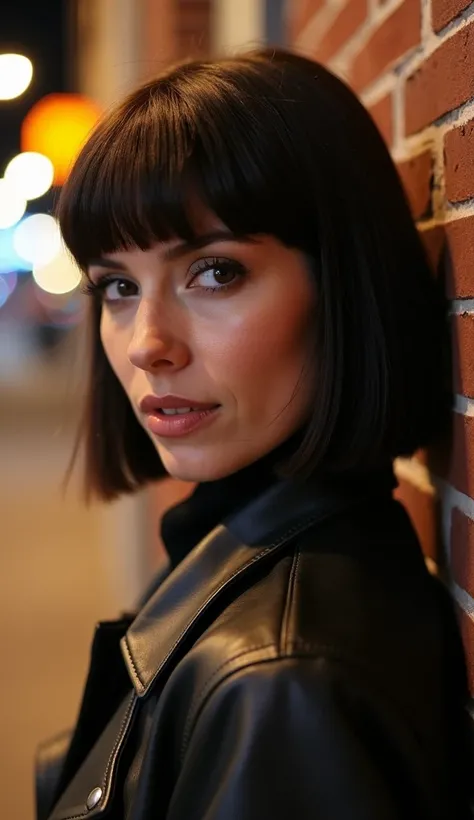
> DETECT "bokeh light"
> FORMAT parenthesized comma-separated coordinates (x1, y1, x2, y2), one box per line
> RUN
(0, 223, 31, 273)
(13, 214, 61, 266)
(21, 93, 101, 185)
(33, 246, 82, 295)
(0, 54, 33, 100)
(0, 179, 27, 229)
(5, 152, 54, 200)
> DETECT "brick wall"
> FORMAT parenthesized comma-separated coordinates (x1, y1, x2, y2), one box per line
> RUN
(288, 0, 474, 687)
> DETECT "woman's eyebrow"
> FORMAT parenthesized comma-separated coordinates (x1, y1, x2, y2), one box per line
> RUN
(87, 258, 127, 270)
(163, 230, 256, 261)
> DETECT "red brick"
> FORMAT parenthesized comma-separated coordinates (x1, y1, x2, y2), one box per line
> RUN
(448, 413, 474, 497)
(445, 217, 474, 299)
(405, 22, 474, 135)
(416, 221, 474, 294)
(455, 606, 474, 694)
(393, 478, 440, 561)
(432, 0, 472, 33)
(313, 0, 368, 63)
(348, 0, 421, 91)
(367, 93, 393, 146)
(452, 314, 474, 399)
(445, 119, 474, 203)
(451, 508, 474, 597)
(420, 225, 445, 276)
(289, 0, 325, 42)
(397, 150, 433, 220)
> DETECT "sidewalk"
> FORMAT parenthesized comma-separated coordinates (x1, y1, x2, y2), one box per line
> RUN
(0, 410, 116, 820)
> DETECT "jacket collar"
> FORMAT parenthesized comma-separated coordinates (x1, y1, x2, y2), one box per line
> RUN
(121, 472, 395, 697)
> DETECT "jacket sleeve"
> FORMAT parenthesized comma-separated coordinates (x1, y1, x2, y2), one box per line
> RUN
(166, 655, 426, 820)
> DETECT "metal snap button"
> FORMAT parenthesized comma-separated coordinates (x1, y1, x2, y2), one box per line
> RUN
(86, 787, 103, 810)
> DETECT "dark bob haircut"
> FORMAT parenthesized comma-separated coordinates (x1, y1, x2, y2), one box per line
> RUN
(58, 47, 449, 501)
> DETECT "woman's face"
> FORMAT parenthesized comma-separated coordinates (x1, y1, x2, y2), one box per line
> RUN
(89, 208, 316, 482)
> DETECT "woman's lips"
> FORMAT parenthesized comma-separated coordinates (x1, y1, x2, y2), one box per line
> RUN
(143, 405, 220, 438)
(139, 395, 217, 413)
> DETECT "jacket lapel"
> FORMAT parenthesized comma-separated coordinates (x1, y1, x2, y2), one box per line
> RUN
(121, 476, 368, 697)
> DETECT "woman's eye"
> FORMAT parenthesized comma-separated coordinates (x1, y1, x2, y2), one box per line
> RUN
(189, 259, 246, 292)
(102, 278, 139, 302)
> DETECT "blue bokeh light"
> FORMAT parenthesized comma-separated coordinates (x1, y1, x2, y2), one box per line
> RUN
(0, 220, 33, 274)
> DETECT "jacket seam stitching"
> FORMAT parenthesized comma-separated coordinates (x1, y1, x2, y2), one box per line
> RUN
(122, 636, 145, 691)
(100, 693, 135, 798)
(60, 693, 136, 820)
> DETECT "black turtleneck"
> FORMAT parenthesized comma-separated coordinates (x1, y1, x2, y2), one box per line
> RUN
(160, 433, 302, 569)
(160, 431, 397, 570)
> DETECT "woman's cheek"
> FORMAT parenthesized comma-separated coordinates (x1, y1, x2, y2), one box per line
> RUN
(198, 309, 308, 411)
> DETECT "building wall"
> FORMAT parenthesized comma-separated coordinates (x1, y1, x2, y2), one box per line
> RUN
(212, 0, 265, 53)
(288, 0, 474, 690)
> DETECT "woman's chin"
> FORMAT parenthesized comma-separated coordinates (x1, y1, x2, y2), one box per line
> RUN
(155, 445, 250, 484)
(156, 449, 226, 483)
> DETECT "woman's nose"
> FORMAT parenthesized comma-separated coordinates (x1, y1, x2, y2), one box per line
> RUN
(127, 304, 190, 372)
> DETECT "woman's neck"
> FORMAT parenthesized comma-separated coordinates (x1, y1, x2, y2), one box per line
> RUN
(160, 432, 303, 569)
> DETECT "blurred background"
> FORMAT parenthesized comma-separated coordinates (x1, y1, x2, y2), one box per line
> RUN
(0, 1, 286, 818)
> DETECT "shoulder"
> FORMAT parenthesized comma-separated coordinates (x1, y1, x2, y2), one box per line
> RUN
(191, 495, 438, 663)
(177, 496, 451, 726)
(180, 652, 375, 757)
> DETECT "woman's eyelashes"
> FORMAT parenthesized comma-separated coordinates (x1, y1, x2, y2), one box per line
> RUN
(81, 275, 138, 302)
(82, 257, 248, 303)
(187, 257, 247, 292)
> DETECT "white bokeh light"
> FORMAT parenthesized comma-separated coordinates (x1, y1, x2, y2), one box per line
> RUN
(0, 178, 27, 229)
(13, 214, 61, 266)
(5, 152, 54, 201)
(33, 246, 82, 295)
(0, 54, 33, 100)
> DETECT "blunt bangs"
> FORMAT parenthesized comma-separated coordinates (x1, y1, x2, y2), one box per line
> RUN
(58, 60, 287, 267)
(58, 51, 355, 267)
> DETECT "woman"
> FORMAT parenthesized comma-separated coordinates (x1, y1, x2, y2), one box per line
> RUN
(36, 48, 470, 819)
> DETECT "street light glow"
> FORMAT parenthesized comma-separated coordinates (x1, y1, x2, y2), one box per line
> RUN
(21, 93, 101, 185)
(0, 178, 27, 229)
(0, 54, 33, 100)
(5, 152, 54, 200)
(13, 214, 61, 266)
(33, 247, 82, 295)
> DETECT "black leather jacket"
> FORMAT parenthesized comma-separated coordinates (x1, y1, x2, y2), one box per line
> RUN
(37, 477, 471, 820)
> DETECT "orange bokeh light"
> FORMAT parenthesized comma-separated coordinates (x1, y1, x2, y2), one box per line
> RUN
(21, 93, 101, 186)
